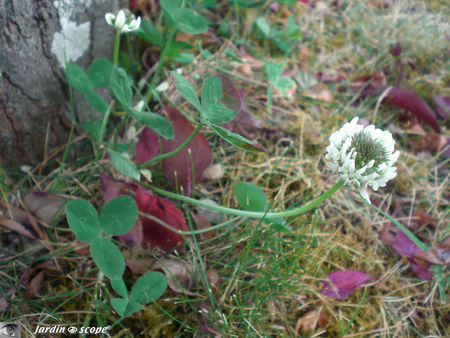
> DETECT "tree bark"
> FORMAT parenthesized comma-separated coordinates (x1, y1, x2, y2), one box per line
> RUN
(0, 0, 123, 170)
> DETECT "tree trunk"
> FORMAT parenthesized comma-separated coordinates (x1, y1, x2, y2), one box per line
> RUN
(0, 0, 123, 170)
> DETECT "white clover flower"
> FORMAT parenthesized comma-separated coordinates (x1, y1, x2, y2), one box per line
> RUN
(105, 9, 141, 33)
(325, 117, 399, 204)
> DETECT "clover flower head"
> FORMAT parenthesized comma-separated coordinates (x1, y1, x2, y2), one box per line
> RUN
(105, 9, 141, 33)
(325, 117, 399, 204)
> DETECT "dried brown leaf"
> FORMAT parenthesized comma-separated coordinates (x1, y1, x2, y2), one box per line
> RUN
(23, 270, 45, 299)
(295, 308, 328, 335)
(155, 258, 195, 295)
(23, 191, 67, 225)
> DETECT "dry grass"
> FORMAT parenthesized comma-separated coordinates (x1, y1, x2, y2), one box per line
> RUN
(1, 0, 449, 337)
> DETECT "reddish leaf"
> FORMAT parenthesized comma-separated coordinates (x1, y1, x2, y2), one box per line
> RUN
(99, 174, 136, 202)
(408, 259, 433, 281)
(393, 230, 422, 257)
(161, 106, 212, 196)
(136, 127, 159, 164)
(351, 71, 386, 98)
(322, 270, 374, 299)
(390, 42, 402, 57)
(135, 187, 187, 251)
(434, 96, 450, 119)
(378, 223, 396, 245)
(23, 270, 45, 299)
(223, 108, 264, 139)
(393, 230, 433, 280)
(385, 88, 440, 133)
(409, 211, 438, 231)
(191, 211, 215, 241)
(119, 219, 144, 248)
(219, 75, 243, 112)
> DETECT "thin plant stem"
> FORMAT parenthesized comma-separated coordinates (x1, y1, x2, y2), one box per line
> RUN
(361, 197, 428, 251)
(113, 30, 121, 65)
(142, 179, 345, 219)
(138, 122, 203, 168)
(138, 211, 242, 236)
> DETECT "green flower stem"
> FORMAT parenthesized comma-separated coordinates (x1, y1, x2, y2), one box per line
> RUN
(144, 27, 178, 104)
(139, 211, 244, 235)
(138, 122, 203, 168)
(144, 179, 345, 219)
(113, 30, 121, 65)
(362, 198, 428, 251)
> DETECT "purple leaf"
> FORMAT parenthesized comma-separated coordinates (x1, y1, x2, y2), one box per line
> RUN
(390, 42, 402, 57)
(161, 106, 212, 196)
(434, 96, 450, 119)
(219, 75, 244, 113)
(99, 174, 136, 202)
(408, 258, 433, 281)
(136, 127, 159, 164)
(385, 88, 440, 133)
(322, 270, 374, 299)
(393, 230, 433, 280)
(393, 230, 422, 257)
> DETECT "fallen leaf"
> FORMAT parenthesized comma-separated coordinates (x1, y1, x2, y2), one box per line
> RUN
(322, 270, 374, 299)
(295, 308, 328, 335)
(100, 174, 136, 203)
(195, 198, 222, 224)
(191, 211, 215, 241)
(0, 216, 36, 239)
(219, 75, 243, 112)
(222, 108, 264, 138)
(408, 211, 438, 232)
(161, 106, 213, 196)
(411, 133, 447, 154)
(23, 270, 45, 299)
(134, 187, 187, 251)
(0, 203, 45, 239)
(315, 71, 345, 83)
(434, 96, 450, 119)
(378, 222, 396, 245)
(136, 127, 159, 164)
(126, 257, 157, 275)
(0, 296, 9, 312)
(303, 83, 333, 102)
(384, 87, 440, 133)
(390, 42, 402, 57)
(393, 230, 433, 280)
(199, 301, 222, 337)
(350, 71, 387, 98)
(23, 191, 67, 225)
(155, 258, 195, 295)
(207, 268, 221, 296)
(119, 219, 144, 248)
(414, 237, 450, 265)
